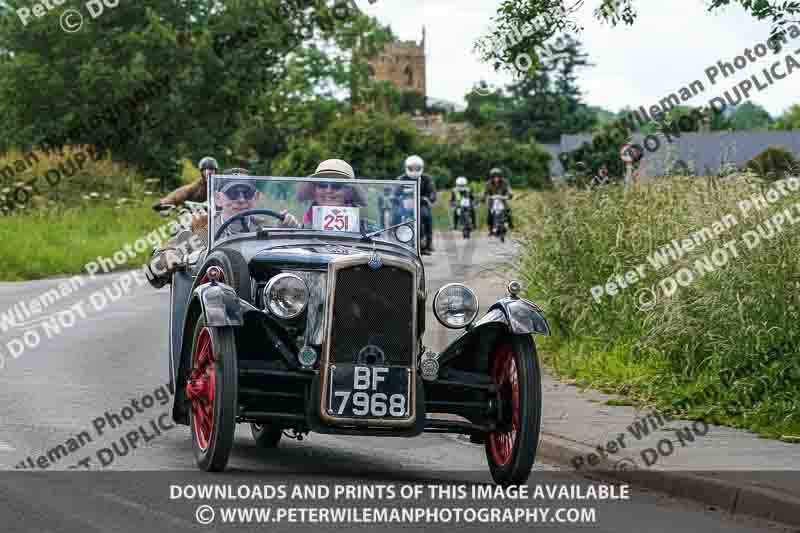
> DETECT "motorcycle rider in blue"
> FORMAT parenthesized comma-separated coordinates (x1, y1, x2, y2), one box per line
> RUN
(396, 155, 437, 255)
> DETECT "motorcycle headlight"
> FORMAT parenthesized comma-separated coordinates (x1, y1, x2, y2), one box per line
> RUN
(433, 283, 479, 329)
(264, 273, 309, 319)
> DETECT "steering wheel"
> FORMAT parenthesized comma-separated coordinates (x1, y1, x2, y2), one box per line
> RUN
(214, 208, 285, 240)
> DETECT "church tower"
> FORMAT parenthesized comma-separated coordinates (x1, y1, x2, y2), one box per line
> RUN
(367, 27, 427, 98)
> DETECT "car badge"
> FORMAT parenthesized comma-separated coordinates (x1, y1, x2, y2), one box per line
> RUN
(357, 344, 386, 365)
(368, 246, 382, 270)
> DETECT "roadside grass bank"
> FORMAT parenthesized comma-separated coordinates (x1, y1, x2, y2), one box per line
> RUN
(0, 205, 163, 281)
(516, 176, 800, 439)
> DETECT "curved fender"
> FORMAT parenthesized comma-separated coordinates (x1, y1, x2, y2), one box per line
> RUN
(485, 297, 550, 336)
(193, 282, 243, 327)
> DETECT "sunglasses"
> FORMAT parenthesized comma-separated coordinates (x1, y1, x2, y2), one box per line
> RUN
(316, 182, 344, 191)
(224, 187, 256, 200)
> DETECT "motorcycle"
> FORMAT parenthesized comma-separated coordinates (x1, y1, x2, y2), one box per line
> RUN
(420, 196, 433, 252)
(488, 194, 509, 243)
(392, 186, 432, 253)
(455, 195, 474, 239)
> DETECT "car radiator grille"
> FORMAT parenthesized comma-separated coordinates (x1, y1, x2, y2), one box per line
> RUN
(329, 264, 414, 367)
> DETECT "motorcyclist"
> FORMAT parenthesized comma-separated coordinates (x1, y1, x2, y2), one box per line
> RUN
(450, 176, 476, 230)
(484, 167, 513, 232)
(152, 156, 218, 211)
(397, 155, 436, 255)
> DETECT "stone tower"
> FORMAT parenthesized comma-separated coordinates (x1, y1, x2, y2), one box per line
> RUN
(367, 27, 427, 98)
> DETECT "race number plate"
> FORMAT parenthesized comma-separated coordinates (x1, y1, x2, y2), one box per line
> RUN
(328, 365, 410, 418)
(460, 197, 471, 208)
(312, 206, 360, 233)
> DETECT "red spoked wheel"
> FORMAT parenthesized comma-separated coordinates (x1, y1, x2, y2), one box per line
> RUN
(485, 335, 542, 486)
(186, 316, 237, 471)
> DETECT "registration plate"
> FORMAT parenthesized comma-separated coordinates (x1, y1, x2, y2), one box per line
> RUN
(328, 365, 410, 418)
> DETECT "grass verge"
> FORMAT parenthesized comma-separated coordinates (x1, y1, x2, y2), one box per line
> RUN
(518, 176, 800, 439)
(0, 204, 163, 281)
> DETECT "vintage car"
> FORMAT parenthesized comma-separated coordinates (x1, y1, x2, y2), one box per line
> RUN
(159, 174, 549, 485)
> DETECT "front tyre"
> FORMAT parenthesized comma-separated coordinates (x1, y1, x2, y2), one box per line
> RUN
(485, 335, 542, 486)
(186, 317, 238, 472)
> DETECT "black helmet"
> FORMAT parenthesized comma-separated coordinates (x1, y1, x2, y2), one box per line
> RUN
(198, 156, 219, 172)
(489, 167, 503, 178)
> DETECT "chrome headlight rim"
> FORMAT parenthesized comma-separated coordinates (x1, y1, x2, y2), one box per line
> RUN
(394, 224, 414, 243)
(433, 282, 480, 329)
(263, 273, 309, 319)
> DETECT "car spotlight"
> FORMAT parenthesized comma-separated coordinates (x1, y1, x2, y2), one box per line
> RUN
(264, 273, 309, 319)
(433, 283, 479, 329)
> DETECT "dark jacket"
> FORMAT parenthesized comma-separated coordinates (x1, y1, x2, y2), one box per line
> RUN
(484, 179, 513, 200)
(397, 173, 437, 204)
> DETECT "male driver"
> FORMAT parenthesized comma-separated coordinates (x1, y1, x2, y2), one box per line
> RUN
(212, 178, 299, 238)
(146, 177, 298, 288)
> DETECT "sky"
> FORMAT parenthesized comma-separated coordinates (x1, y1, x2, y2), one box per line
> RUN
(357, 0, 799, 117)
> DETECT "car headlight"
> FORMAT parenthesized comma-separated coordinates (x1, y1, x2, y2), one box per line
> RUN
(395, 224, 414, 243)
(433, 283, 479, 329)
(264, 273, 309, 319)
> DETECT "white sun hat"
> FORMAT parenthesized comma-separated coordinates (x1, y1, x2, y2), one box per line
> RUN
(310, 159, 355, 179)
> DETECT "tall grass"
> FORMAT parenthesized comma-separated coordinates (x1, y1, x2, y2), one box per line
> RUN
(517, 176, 800, 437)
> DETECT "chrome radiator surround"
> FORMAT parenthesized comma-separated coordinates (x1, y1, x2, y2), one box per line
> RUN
(319, 254, 418, 428)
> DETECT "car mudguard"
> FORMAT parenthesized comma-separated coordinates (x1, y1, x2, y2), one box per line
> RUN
(436, 298, 548, 368)
(486, 297, 550, 336)
(194, 282, 244, 327)
(169, 270, 195, 392)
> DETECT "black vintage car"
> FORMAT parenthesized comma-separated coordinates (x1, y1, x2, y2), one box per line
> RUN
(158, 174, 549, 485)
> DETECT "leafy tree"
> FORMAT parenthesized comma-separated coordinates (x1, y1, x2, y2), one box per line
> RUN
(479, 1, 800, 70)
(505, 35, 596, 143)
(559, 121, 628, 185)
(730, 102, 773, 130)
(0, 0, 380, 186)
(773, 104, 800, 130)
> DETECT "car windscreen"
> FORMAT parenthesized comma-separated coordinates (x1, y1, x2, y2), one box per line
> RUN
(208, 175, 419, 249)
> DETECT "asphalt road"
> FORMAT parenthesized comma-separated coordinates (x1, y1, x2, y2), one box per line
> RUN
(0, 232, 790, 532)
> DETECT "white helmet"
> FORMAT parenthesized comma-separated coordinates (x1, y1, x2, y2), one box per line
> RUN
(455, 176, 468, 189)
(404, 155, 424, 179)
